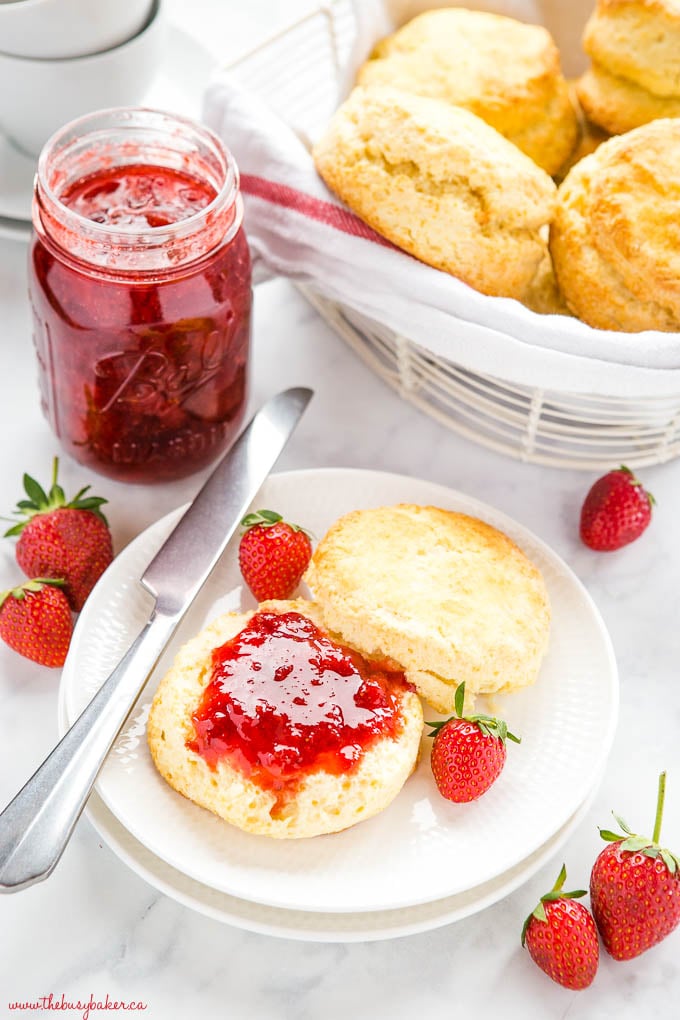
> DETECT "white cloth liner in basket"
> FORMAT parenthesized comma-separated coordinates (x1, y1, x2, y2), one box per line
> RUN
(203, 0, 680, 410)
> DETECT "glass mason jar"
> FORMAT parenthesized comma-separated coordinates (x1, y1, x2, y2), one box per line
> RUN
(29, 107, 252, 483)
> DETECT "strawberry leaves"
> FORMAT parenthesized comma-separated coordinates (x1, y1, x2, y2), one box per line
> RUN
(4, 457, 109, 536)
(240, 509, 311, 539)
(426, 681, 521, 746)
(521, 864, 588, 946)
(598, 772, 680, 874)
(0, 577, 66, 610)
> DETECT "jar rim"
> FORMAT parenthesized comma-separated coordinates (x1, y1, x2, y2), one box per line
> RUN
(34, 106, 241, 271)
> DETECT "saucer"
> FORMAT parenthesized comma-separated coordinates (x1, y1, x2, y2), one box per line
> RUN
(0, 23, 217, 242)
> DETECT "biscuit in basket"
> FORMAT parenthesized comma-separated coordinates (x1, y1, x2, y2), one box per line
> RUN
(147, 600, 423, 839)
(550, 119, 680, 331)
(578, 0, 680, 133)
(304, 505, 551, 714)
(312, 86, 556, 300)
(523, 252, 571, 317)
(356, 7, 578, 176)
(576, 63, 680, 135)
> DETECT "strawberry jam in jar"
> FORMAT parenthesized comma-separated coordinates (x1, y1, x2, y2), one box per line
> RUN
(30, 108, 251, 483)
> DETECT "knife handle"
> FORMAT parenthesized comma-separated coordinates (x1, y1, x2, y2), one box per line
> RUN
(0, 612, 174, 892)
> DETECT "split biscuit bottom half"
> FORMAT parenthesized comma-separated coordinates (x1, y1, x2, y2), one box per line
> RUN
(147, 599, 424, 839)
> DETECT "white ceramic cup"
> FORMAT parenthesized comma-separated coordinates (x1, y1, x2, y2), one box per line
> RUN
(0, 0, 154, 60)
(0, 0, 164, 156)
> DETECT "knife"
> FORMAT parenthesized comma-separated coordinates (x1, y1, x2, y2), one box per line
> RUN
(0, 386, 313, 892)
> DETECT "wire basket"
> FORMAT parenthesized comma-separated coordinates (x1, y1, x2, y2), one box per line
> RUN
(224, 1, 680, 470)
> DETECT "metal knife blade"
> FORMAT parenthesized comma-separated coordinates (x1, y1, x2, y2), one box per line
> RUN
(0, 386, 313, 892)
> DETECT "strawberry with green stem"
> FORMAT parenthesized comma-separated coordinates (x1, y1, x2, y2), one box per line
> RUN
(4, 458, 113, 612)
(238, 509, 312, 602)
(522, 864, 599, 990)
(580, 465, 654, 551)
(590, 771, 680, 960)
(426, 681, 520, 802)
(0, 578, 73, 668)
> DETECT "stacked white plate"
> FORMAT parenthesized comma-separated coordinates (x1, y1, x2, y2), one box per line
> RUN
(58, 469, 618, 942)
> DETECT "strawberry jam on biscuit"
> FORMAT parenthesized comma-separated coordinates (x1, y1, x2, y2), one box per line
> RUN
(187, 611, 407, 795)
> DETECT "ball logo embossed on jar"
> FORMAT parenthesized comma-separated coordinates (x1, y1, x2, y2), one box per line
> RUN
(91, 324, 240, 418)
(29, 108, 252, 483)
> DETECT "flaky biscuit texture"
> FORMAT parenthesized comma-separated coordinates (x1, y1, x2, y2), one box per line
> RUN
(312, 86, 556, 300)
(579, 0, 680, 133)
(550, 119, 680, 331)
(304, 505, 551, 714)
(357, 8, 578, 174)
(577, 62, 680, 134)
(583, 0, 680, 98)
(147, 599, 423, 839)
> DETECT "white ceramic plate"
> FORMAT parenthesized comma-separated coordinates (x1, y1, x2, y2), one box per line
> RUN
(63, 774, 604, 942)
(0, 24, 216, 240)
(60, 469, 618, 915)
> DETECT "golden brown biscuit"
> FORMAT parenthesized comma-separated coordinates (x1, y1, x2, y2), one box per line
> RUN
(313, 86, 556, 300)
(550, 119, 680, 331)
(576, 62, 680, 135)
(147, 600, 423, 839)
(583, 0, 680, 98)
(304, 505, 551, 714)
(579, 0, 680, 133)
(357, 8, 578, 175)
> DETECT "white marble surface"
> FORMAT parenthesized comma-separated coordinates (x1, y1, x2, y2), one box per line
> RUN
(1, 1, 680, 1016)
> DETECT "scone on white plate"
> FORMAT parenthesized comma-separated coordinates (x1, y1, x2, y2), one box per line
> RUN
(147, 599, 423, 839)
(304, 504, 551, 714)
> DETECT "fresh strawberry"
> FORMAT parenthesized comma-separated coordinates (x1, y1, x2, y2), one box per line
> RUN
(590, 771, 680, 960)
(426, 681, 520, 802)
(238, 510, 312, 602)
(580, 465, 654, 551)
(4, 458, 113, 612)
(522, 864, 599, 990)
(0, 578, 73, 668)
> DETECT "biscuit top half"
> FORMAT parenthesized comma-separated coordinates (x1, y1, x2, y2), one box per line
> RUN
(304, 504, 551, 704)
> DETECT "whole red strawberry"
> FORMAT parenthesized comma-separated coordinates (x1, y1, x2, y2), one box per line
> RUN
(426, 682, 520, 802)
(4, 458, 113, 612)
(522, 864, 599, 990)
(590, 772, 680, 960)
(580, 465, 654, 551)
(0, 578, 73, 668)
(238, 509, 312, 602)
